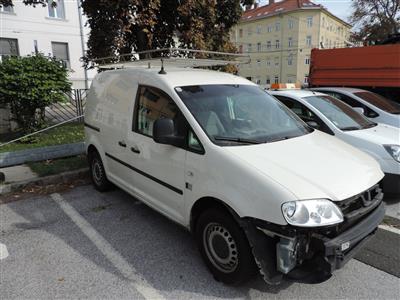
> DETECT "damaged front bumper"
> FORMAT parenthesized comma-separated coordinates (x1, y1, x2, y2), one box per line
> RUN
(241, 202, 385, 285)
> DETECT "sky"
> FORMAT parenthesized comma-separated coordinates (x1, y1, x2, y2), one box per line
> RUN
(258, 0, 353, 23)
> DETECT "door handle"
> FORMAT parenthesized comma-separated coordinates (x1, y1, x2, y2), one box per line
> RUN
(118, 141, 127, 147)
(130, 146, 141, 154)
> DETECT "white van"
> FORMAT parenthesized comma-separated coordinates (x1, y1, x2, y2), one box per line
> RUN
(85, 64, 385, 285)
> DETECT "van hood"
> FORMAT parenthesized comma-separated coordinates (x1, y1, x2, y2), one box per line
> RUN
(344, 123, 400, 145)
(225, 131, 383, 201)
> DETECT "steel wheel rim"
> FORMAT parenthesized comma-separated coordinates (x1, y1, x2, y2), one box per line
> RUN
(203, 222, 239, 273)
(92, 158, 103, 185)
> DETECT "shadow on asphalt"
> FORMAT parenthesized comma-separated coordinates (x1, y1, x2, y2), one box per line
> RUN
(8, 185, 304, 298)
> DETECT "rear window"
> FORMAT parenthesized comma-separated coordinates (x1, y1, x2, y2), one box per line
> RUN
(354, 92, 400, 114)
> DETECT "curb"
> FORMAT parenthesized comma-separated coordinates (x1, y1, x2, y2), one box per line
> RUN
(0, 142, 85, 168)
(0, 168, 89, 195)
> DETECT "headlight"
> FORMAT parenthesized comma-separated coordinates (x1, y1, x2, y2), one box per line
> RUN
(384, 145, 400, 163)
(282, 199, 343, 227)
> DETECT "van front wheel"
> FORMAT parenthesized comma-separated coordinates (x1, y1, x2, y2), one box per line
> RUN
(88, 151, 111, 192)
(195, 209, 257, 285)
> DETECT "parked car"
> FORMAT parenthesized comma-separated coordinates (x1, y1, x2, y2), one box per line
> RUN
(310, 87, 400, 128)
(270, 88, 400, 194)
(85, 64, 385, 285)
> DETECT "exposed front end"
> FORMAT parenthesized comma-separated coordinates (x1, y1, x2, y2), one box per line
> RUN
(242, 184, 385, 284)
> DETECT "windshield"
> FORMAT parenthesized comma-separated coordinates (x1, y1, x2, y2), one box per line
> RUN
(354, 92, 400, 114)
(175, 85, 311, 145)
(305, 95, 376, 131)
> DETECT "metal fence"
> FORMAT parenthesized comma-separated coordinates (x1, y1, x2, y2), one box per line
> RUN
(45, 89, 87, 124)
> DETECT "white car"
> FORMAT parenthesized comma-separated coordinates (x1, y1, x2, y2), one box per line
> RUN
(310, 87, 400, 128)
(270, 89, 400, 194)
(85, 63, 384, 285)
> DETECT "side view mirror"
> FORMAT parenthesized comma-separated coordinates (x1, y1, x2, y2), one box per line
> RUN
(306, 121, 320, 129)
(353, 107, 365, 115)
(153, 118, 185, 147)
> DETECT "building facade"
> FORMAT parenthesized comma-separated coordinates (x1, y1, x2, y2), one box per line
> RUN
(0, 0, 95, 89)
(231, 0, 352, 88)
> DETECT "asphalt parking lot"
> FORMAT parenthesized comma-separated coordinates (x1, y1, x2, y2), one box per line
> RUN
(1, 185, 399, 299)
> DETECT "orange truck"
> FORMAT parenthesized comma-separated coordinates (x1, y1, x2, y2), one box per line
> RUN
(309, 44, 400, 102)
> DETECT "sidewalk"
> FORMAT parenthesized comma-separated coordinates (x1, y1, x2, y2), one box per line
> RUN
(0, 164, 89, 196)
(1, 165, 37, 184)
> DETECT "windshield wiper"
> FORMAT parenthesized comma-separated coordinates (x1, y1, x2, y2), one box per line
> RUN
(265, 136, 295, 143)
(214, 136, 263, 144)
(340, 126, 362, 131)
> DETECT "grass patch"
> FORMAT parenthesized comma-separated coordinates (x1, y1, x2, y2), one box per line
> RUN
(0, 123, 84, 153)
(27, 155, 87, 177)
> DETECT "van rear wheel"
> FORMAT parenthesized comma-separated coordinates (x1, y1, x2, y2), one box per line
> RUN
(195, 208, 257, 285)
(88, 151, 112, 192)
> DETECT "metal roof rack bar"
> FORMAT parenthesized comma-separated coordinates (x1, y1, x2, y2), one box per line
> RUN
(92, 48, 250, 69)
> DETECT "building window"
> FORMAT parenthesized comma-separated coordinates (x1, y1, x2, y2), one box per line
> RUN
(267, 25, 272, 33)
(0, 38, 19, 58)
(304, 75, 309, 84)
(48, 0, 65, 19)
(288, 37, 293, 47)
(275, 22, 280, 32)
(306, 35, 312, 47)
(276, 40, 280, 49)
(51, 42, 70, 68)
(322, 17, 325, 28)
(274, 76, 279, 84)
(307, 16, 313, 28)
(247, 43, 252, 53)
(256, 78, 261, 85)
(288, 19, 294, 29)
(288, 57, 293, 66)
(0, 4, 14, 13)
(256, 59, 261, 67)
(266, 77, 271, 84)
(257, 42, 261, 52)
(267, 41, 271, 50)
(239, 29, 243, 38)
(247, 27, 252, 36)
(305, 56, 310, 65)
(266, 59, 271, 66)
(274, 57, 279, 66)
(256, 26, 262, 34)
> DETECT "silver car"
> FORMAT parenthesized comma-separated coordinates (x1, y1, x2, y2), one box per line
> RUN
(311, 87, 400, 128)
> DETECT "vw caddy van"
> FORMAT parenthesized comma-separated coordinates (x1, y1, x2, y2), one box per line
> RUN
(85, 66, 385, 285)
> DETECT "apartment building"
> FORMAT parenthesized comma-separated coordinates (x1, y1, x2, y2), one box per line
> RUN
(231, 0, 352, 88)
(0, 0, 94, 89)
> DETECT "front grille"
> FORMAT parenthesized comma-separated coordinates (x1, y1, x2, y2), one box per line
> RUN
(337, 184, 383, 230)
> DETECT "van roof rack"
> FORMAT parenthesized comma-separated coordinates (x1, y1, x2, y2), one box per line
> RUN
(93, 48, 250, 70)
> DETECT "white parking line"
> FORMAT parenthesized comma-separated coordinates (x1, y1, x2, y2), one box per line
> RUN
(0, 243, 9, 260)
(51, 193, 165, 300)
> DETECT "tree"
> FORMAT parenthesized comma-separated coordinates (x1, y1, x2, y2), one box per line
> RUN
(350, 0, 400, 43)
(0, 54, 71, 133)
(1, 0, 254, 66)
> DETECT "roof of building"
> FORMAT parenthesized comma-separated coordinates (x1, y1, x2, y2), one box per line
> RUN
(241, 0, 351, 27)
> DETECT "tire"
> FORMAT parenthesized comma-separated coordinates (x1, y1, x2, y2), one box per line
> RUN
(195, 208, 257, 285)
(88, 150, 112, 192)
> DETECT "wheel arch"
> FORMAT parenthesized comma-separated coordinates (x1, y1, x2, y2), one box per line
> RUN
(190, 197, 241, 233)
